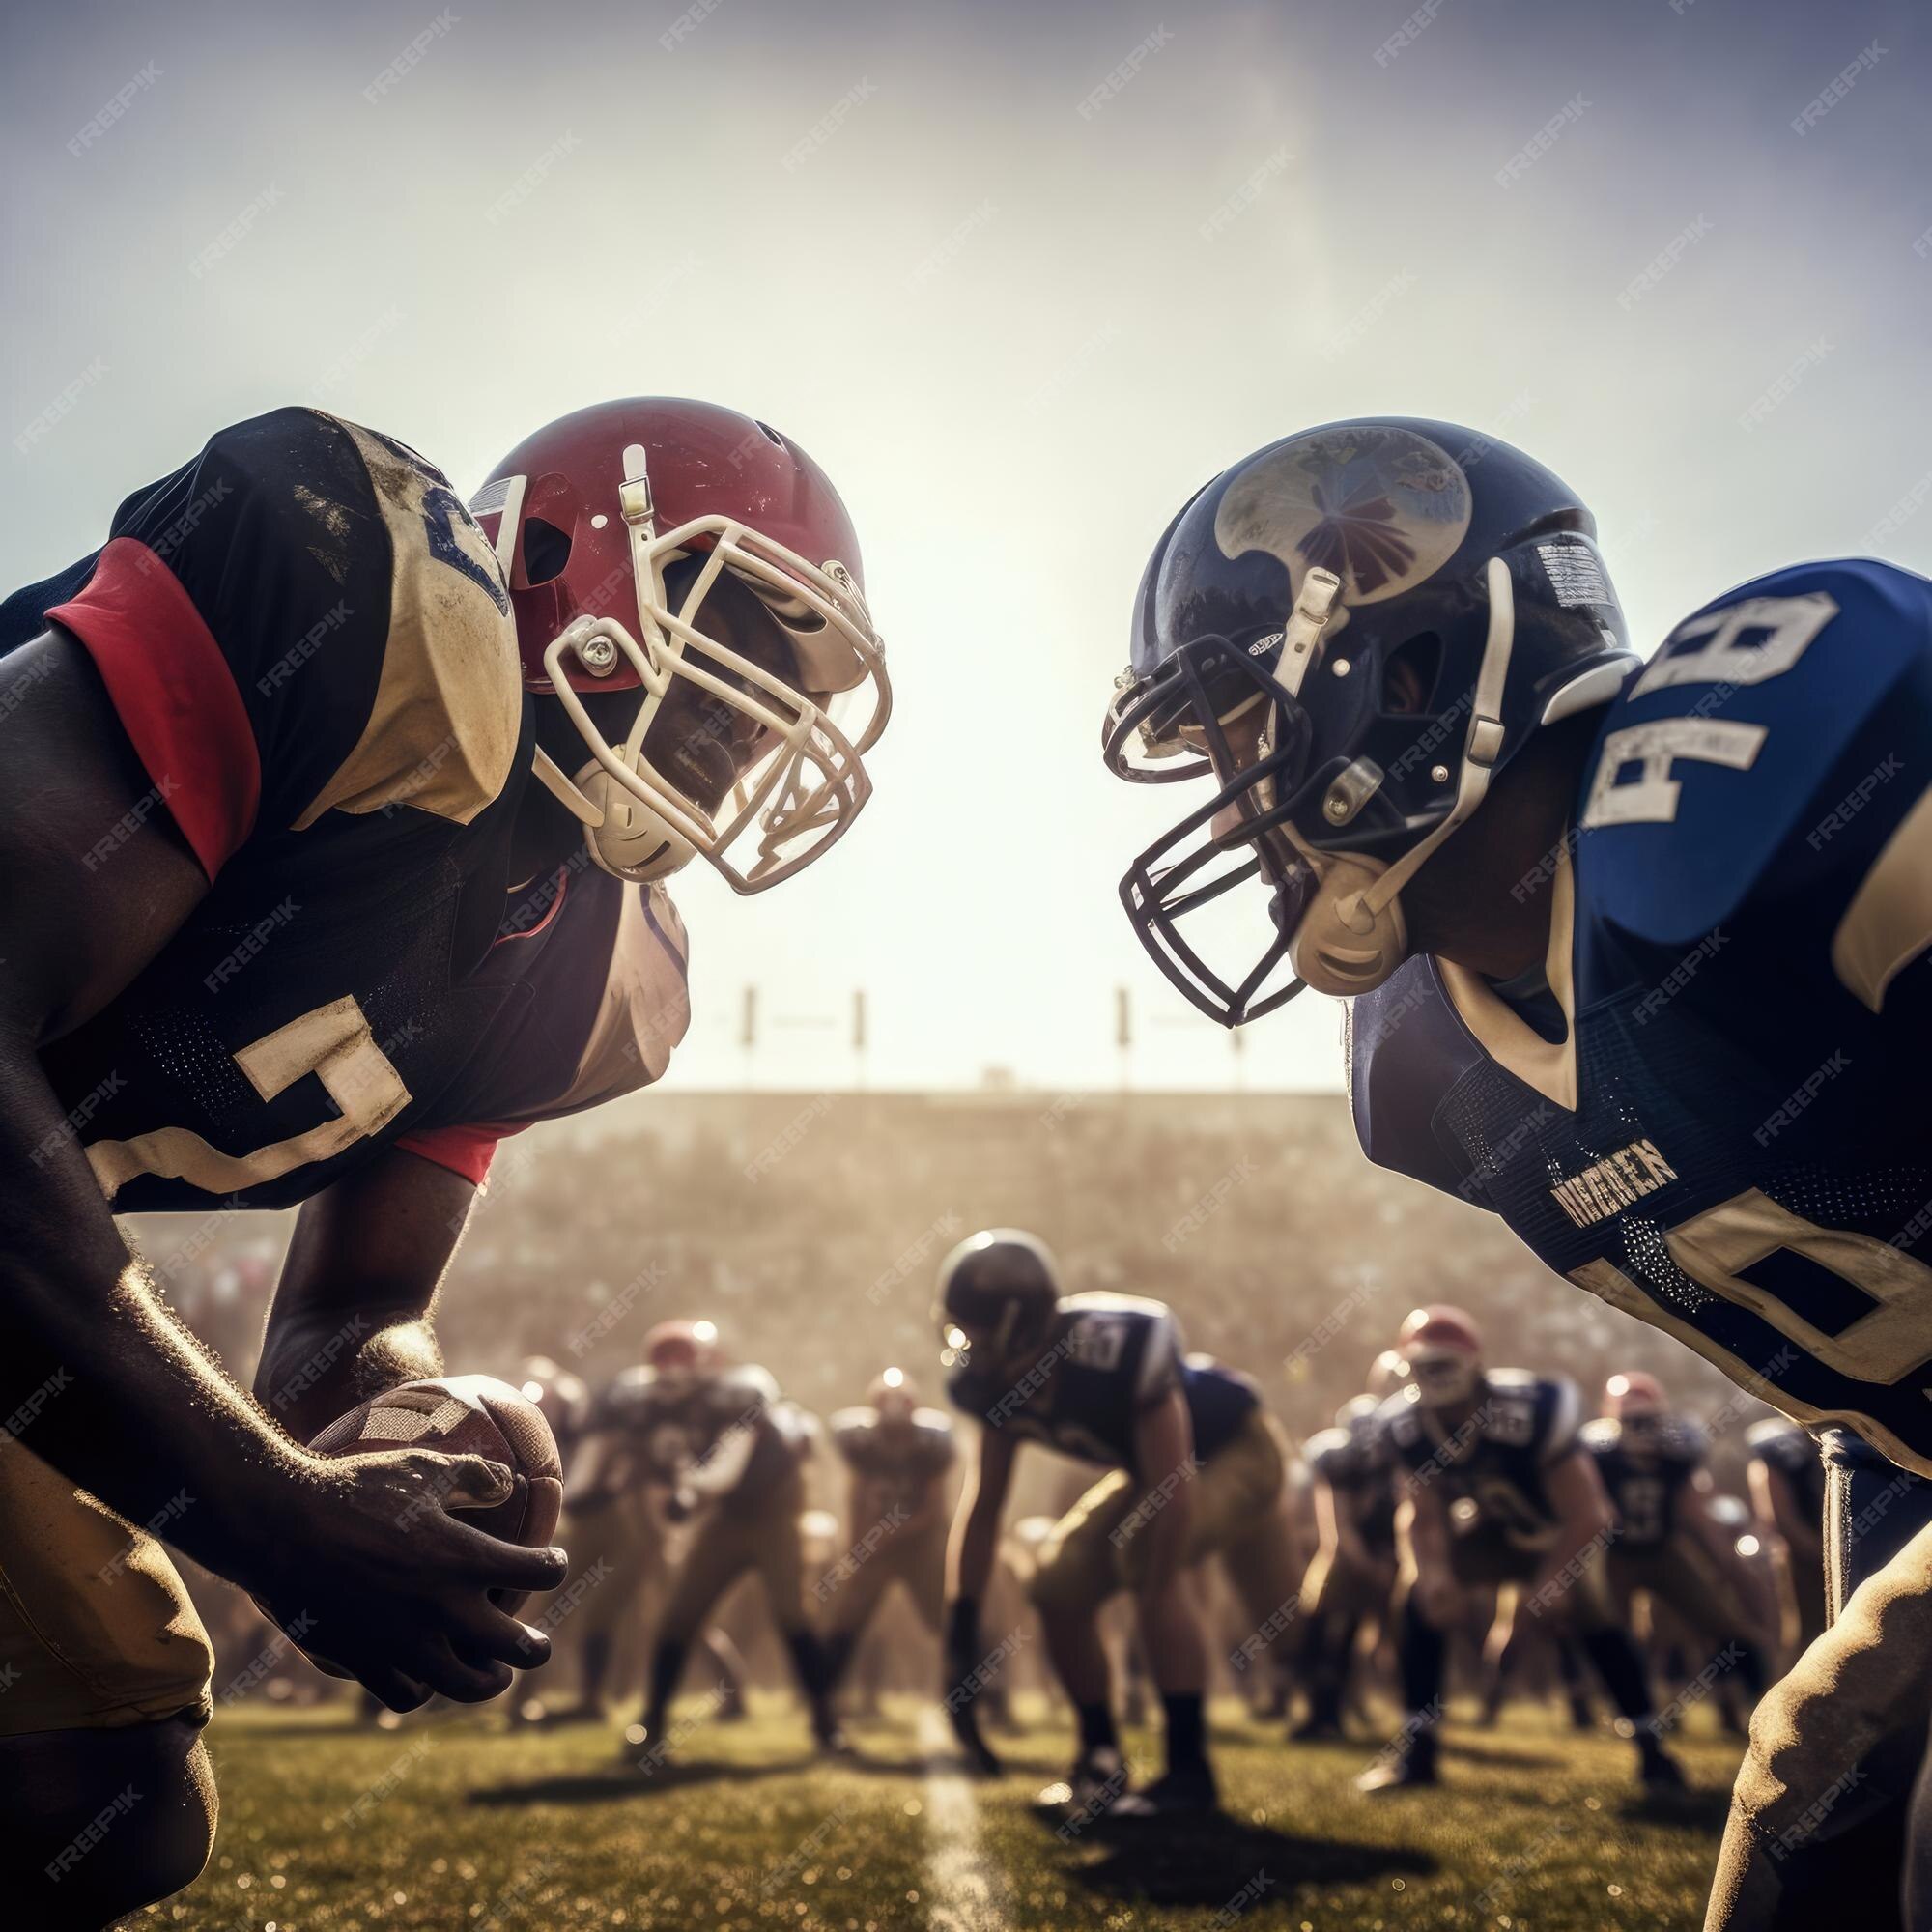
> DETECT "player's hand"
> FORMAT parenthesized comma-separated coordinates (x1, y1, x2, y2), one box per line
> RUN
(942, 1597, 1003, 1776)
(246, 1450, 568, 1711)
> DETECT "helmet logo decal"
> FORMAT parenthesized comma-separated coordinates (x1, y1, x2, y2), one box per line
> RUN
(1213, 424, 1472, 607)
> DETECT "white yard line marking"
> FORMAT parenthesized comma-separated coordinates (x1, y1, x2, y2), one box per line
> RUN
(915, 1707, 1013, 1931)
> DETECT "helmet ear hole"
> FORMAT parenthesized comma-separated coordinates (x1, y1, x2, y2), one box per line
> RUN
(1382, 631, 1442, 715)
(522, 515, 573, 586)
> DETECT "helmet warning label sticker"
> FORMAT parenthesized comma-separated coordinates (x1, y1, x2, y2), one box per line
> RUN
(1537, 540, 1611, 608)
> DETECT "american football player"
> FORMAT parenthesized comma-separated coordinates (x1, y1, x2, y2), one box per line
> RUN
(627, 1332, 841, 1760)
(1101, 413, 1932, 1922)
(821, 1368, 956, 1705)
(939, 1229, 1301, 1816)
(1746, 1415, 1828, 1658)
(550, 1324, 745, 1723)
(1363, 1306, 1681, 1793)
(1294, 1379, 1400, 1739)
(1582, 1372, 1772, 1705)
(0, 399, 888, 1924)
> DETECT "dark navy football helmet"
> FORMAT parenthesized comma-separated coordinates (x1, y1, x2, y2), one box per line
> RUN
(1103, 417, 1637, 1024)
(935, 1228, 1062, 1372)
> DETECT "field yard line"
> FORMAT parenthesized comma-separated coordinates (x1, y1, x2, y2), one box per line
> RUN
(914, 1708, 1014, 1931)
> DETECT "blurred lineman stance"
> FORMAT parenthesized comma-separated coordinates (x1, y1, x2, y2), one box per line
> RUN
(627, 1326, 841, 1761)
(820, 1368, 956, 1704)
(553, 1324, 748, 1724)
(1101, 413, 1932, 1925)
(0, 399, 889, 1928)
(1363, 1306, 1680, 1793)
(938, 1229, 1301, 1817)
(1581, 1373, 1774, 1708)
(1747, 1416, 1829, 1660)
(1294, 1354, 1405, 1739)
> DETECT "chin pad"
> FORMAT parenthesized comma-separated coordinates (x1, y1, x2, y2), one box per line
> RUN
(1288, 852, 1409, 996)
(577, 761, 695, 882)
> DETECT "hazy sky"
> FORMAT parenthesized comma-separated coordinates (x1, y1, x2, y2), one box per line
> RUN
(5, 0, 1928, 1091)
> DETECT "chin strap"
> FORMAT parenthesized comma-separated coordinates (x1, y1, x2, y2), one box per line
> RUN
(1337, 555, 1516, 935)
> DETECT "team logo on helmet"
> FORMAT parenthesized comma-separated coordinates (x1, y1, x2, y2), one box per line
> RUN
(1213, 425, 1473, 605)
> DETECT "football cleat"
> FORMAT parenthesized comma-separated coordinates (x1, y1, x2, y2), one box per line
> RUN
(1109, 1761, 1220, 1818)
(1039, 1746, 1130, 1821)
(1356, 1732, 1439, 1794)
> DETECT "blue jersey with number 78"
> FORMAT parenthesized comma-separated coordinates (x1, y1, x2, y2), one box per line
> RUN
(1349, 557, 1932, 1474)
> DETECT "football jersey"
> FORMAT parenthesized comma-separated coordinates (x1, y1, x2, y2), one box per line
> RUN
(1380, 1370, 1583, 1549)
(830, 1406, 956, 1516)
(1349, 560, 1932, 1476)
(608, 1364, 799, 1504)
(945, 1293, 1260, 1475)
(1579, 1413, 1709, 1548)
(1, 408, 689, 1209)
(1305, 1416, 1398, 1555)
(1747, 1415, 1828, 1521)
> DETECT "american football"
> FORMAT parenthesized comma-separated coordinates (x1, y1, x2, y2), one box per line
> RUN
(308, 1375, 565, 1615)
(2, 1, 1927, 1928)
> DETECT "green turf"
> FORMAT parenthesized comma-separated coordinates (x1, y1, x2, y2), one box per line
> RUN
(142, 1698, 1743, 1931)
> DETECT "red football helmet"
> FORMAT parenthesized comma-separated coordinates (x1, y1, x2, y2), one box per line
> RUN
(643, 1318, 722, 1385)
(1396, 1304, 1484, 1407)
(868, 1366, 919, 1423)
(470, 398, 891, 894)
(1605, 1371, 1666, 1421)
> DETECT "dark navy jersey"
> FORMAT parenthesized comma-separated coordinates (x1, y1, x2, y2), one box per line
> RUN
(3, 408, 688, 1210)
(1580, 1414, 1708, 1548)
(1380, 1371, 1583, 1548)
(1350, 560, 1932, 1476)
(945, 1293, 1260, 1475)
(1305, 1419, 1398, 1555)
(831, 1406, 955, 1516)
(601, 1363, 797, 1501)
(1748, 1416, 1828, 1520)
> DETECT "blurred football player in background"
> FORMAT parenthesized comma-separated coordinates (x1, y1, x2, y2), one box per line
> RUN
(550, 1323, 748, 1724)
(0, 398, 889, 1925)
(821, 1368, 956, 1712)
(1100, 413, 1932, 1924)
(1582, 1373, 1772, 1709)
(939, 1229, 1301, 1817)
(1363, 1306, 1680, 1794)
(1293, 1355, 1404, 1740)
(627, 1327, 840, 1761)
(1747, 1416, 1829, 1662)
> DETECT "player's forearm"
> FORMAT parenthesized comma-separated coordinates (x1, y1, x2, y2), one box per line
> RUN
(949, 1491, 1002, 1601)
(0, 1036, 308, 1582)
(253, 1305, 443, 1442)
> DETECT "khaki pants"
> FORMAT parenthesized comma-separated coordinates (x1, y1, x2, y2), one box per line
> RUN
(820, 1521, 946, 1640)
(659, 1472, 808, 1643)
(1029, 1411, 1300, 1647)
(0, 1439, 213, 1736)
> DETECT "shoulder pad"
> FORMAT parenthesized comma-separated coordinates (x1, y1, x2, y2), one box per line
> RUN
(829, 1406, 875, 1446)
(1579, 1415, 1621, 1455)
(1747, 1417, 1817, 1469)
(912, 1406, 954, 1436)
(1578, 560, 1932, 946)
(1304, 1426, 1357, 1480)
(1347, 959, 1490, 1204)
(713, 1365, 778, 1414)
(1060, 1291, 1175, 1323)
(1659, 1416, 1710, 1464)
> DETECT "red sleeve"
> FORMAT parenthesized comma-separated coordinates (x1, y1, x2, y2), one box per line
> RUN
(48, 537, 261, 879)
(394, 1120, 525, 1187)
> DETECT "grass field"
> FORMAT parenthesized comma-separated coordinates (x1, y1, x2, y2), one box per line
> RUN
(139, 1696, 1745, 1932)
